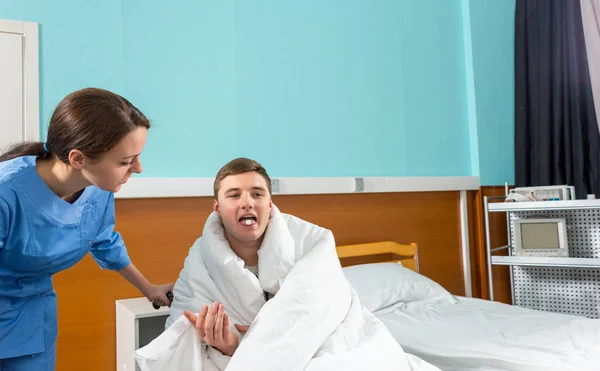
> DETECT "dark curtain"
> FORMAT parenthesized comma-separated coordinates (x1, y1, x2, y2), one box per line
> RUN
(515, 0, 600, 199)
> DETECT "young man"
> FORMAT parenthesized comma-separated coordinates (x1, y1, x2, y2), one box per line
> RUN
(177, 157, 276, 357)
(134, 158, 439, 371)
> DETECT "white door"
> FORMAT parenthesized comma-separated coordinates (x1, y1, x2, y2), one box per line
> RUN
(0, 19, 39, 152)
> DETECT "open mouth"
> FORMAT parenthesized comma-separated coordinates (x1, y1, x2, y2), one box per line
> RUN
(239, 215, 257, 226)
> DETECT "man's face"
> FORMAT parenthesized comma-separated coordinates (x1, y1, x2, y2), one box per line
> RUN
(213, 171, 273, 246)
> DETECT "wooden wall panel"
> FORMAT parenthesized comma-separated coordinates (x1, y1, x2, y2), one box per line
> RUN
(466, 189, 484, 298)
(52, 191, 466, 371)
(273, 191, 465, 294)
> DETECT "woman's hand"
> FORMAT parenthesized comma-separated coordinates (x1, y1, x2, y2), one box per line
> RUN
(146, 283, 174, 307)
(184, 302, 249, 357)
(117, 263, 174, 307)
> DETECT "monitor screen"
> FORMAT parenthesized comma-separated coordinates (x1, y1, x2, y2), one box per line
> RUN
(520, 222, 561, 249)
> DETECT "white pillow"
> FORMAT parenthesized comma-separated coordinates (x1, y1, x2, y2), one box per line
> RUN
(342, 262, 457, 313)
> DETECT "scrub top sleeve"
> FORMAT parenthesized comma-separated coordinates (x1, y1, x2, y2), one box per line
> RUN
(0, 196, 8, 250)
(89, 192, 132, 270)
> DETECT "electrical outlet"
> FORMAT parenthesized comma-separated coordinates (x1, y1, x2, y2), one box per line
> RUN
(271, 178, 280, 194)
(355, 177, 364, 192)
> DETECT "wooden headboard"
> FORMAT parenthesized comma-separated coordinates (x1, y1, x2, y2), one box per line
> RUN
(336, 241, 419, 272)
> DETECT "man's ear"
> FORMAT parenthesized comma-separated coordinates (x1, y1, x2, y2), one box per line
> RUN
(68, 149, 86, 170)
(213, 199, 220, 215)
(269, 200, 273, 218)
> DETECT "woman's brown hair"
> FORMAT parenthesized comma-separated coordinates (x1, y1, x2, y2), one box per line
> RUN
(0, 87, 150, 163)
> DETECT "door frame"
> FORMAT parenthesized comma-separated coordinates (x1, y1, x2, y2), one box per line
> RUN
(0, 19, 39, 141)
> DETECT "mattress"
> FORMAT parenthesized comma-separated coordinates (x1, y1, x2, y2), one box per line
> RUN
(377, 296, 600, 371)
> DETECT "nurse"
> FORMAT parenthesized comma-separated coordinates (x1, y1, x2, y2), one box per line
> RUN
(0, 87, 174, 370)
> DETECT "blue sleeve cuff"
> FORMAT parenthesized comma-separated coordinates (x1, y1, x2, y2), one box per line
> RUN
(90, 231, 132, 270)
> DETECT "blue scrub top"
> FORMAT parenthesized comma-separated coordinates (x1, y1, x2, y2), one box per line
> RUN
(0, 156, 132, 359)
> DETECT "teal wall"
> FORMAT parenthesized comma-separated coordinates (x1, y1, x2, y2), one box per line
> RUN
(0, 0, 514, 182)
(0, 0, 125, 124)
(467, 0, 516, 185)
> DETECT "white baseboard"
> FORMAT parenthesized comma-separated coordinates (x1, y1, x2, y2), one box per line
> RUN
(115, 176, 479, 199)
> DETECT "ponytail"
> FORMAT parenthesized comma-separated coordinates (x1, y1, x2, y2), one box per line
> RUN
(0, 142, 52, 163)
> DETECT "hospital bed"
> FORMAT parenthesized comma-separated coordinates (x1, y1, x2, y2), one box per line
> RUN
(336, 241, 600, 371)
(119, 241, 600, 371)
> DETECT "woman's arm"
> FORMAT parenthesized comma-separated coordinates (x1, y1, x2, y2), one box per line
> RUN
(90, 193, 174, 307)
(118, 263, 174, 306)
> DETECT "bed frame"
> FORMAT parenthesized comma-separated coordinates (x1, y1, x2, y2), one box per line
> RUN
(336, 241, 419, 273)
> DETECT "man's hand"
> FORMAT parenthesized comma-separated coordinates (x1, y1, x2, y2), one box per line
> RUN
(184, 302, 249, 357)
(234, 323, 250, 335)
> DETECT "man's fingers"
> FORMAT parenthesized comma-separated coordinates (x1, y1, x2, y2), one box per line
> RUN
(196, 305, 209, 339)
(203, 302, 218, 343)
(234, 323, 250, 334)
(183, 310, 197, 325)
(223, 312, 231, 332)
(214, 304, 225, 343)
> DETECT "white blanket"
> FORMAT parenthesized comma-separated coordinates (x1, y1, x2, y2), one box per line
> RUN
(135, 206, 439, 371)
(379, 296, 600, 371)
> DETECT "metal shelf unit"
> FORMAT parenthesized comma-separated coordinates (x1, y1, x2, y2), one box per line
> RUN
(484, 196, 600, 318)
(488, 199, 600, 212)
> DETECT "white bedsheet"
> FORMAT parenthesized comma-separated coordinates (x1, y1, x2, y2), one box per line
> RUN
(378, 296, 600, 371)
(135, 206, 440, 371)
